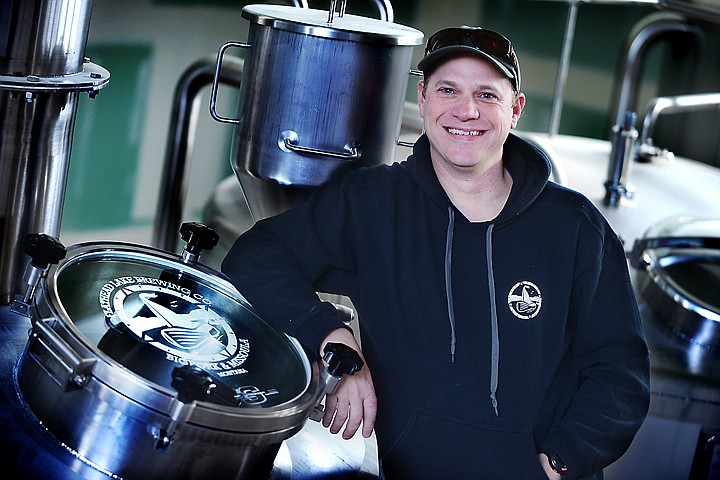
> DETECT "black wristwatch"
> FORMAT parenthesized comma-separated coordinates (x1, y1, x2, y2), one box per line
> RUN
(541, 449, 568, 479)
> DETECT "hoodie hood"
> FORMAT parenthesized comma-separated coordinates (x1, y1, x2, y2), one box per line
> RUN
(406, 132, 552, 222)
(406, 132, 552, 415)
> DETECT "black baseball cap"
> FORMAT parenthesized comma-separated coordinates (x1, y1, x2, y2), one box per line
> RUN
(418, 26, 521, 92)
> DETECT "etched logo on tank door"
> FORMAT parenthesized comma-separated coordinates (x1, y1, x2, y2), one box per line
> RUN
(99, 277, 249, 373)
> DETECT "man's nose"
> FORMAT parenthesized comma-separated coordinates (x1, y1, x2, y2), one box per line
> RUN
(453, 94, 481, 120)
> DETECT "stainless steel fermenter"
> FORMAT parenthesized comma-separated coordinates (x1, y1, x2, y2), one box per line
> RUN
(211, 4, 423, 219)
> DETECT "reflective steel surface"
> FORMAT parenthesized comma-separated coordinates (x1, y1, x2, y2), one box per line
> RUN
(0, 0, 109, 304)
(0, 305, 378, 480)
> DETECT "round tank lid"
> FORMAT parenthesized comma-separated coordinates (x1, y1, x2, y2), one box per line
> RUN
(241, 5, 424, 46)
(50, 244, 311, 409)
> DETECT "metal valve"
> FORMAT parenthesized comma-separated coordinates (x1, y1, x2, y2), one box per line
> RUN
(179, 222, 219, 264)
(11, 233, 67, 317)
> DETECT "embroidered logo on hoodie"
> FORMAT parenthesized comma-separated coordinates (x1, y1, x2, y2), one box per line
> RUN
(507, 281, 542, 319)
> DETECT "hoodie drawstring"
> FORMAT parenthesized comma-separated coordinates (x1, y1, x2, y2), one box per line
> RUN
(445, 207, 457, 363)
(486, 224, 499, 416)
(444, 209, 500, 416)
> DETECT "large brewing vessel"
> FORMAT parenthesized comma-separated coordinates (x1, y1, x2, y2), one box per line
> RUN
(211, 4, 423, 219)
(0, 0, 109, 304)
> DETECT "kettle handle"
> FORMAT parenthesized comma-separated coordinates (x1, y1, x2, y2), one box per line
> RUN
(279, 130, 361, 160)
(210, 41, 250, 124)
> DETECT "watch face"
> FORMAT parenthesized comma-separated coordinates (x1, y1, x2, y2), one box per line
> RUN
(50, 246, 311, 409)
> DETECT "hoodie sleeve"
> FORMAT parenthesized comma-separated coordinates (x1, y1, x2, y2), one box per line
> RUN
(539, 225, 651, 479)
(221, 178, 356, 355)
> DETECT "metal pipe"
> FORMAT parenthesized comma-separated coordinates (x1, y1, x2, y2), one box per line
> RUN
(604, 12, 701, 207)
(152, 57, 244, 252)
(610, 12, 700, 128)
(548, 0, 579, 136)
(638, 92, 720, 153)
(0, 0, 109, 304)
(369, 0, 394, 22)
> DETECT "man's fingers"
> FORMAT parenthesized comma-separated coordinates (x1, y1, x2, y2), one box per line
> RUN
(361, 395, 377, 438)
(322, 395, 338, 429)
(341, 398, 364, 439)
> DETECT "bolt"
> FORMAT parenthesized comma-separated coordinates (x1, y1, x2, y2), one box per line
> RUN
(72, 373, 88, 386)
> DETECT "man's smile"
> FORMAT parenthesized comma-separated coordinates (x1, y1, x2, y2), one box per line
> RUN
(446, 127, 483, 136)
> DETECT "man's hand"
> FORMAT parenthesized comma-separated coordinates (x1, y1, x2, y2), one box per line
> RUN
(539, 453, 563, 480)
(319, 328, 377, 439)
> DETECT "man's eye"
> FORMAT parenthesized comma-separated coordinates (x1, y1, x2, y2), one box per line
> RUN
(439, 87, 455, 94)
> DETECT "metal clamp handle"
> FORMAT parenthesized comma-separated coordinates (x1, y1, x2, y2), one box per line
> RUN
(209, 41, 250, 124)
(279, 130, 360, 160)
(29, 318, 96, 391)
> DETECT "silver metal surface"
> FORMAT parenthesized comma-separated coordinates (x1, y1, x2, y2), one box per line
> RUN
(0, 0, 109, 304)
(0, 62, 109, 92)
(0, 0, 93, 76)
(154, 56, 244, 252)
(604, 12, 701, 210)
(548, 0, 579, 136)
(633, 216, 720, 354)
(16, 241, 328, 479)
(519, 133, 720, 245)
(610, 12, 700, 129)
(661, 0, 720, 21)
(1, 90, 79, 303)
(217, 6, 422, 220)
(240, 5, 419, 45)
(604, 112, 639, 206)
(638, 93, 720, 157)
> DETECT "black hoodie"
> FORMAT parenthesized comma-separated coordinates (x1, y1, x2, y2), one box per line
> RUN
(222, 133, 650, 479)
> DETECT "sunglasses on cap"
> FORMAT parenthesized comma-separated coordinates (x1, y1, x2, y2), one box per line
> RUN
(418, 26, 521, 92)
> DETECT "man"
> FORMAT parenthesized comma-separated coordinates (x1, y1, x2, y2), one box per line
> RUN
(222, 26, 650, 479)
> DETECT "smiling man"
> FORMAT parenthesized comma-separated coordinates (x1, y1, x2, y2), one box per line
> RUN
(222, 26, 650, 480)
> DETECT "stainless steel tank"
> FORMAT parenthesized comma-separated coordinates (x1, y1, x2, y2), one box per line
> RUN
(211, 4, 423, 220)
(13, 224, 351, 479)
(0, 0, 109, 304)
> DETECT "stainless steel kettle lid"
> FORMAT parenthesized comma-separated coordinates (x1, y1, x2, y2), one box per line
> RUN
(241, 4, 424, 46)
(48, 243, 312, 409)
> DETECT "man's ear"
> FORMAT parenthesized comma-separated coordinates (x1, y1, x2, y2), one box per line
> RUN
(510, 92, 525, 129)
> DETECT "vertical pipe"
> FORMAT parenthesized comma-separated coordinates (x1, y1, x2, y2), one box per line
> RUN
(0, 0, 107, 304)
(548, 0, 578, 136)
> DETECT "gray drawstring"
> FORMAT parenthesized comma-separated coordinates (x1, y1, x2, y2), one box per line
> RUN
(486, 224, 499, 416)
(445, 207, 456, 363)
(444, 209, 499, 416)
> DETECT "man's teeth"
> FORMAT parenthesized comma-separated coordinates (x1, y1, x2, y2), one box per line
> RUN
(447, 128, 480, 136)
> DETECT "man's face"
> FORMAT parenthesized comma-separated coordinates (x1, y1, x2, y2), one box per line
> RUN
(418, 55, 524, 174)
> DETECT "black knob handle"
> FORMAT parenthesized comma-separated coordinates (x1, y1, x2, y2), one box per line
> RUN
(171, 365, 216, 404)
(323, 342, 364, 378)
(23, 234, 66, 269)
(180, 222, 219, 256)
